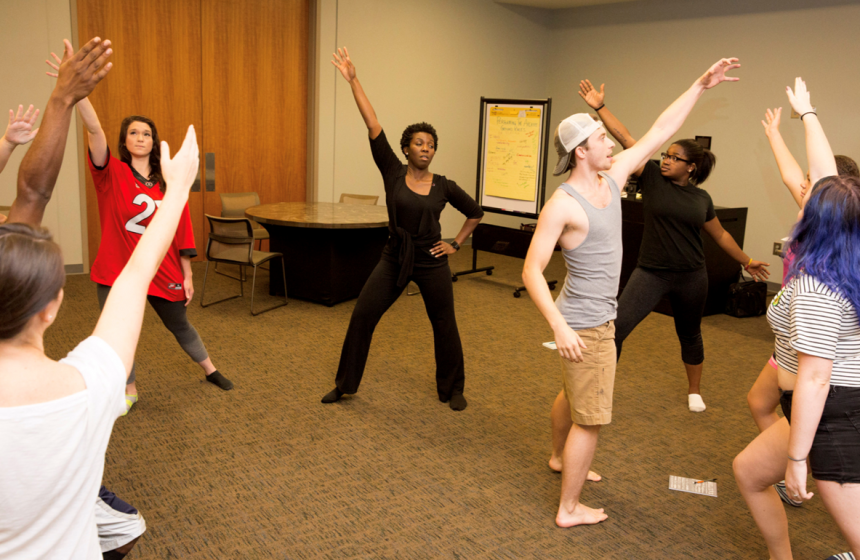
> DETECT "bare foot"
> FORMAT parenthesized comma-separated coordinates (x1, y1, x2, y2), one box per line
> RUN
(556, 502, 608, 527)
(548, 457, 601, 481)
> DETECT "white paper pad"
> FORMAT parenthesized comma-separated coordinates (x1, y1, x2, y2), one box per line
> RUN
(669, 475, 718, 498)
(542, 341, 557, 350)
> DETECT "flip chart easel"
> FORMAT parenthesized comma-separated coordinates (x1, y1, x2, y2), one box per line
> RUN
(453, 98, 553, 292)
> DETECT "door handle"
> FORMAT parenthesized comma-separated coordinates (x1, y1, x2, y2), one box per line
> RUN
(191, 151, 202, 192)
(205, 152, 215, 192)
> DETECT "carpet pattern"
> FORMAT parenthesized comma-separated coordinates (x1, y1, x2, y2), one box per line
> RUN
(44, 251, 849, 559)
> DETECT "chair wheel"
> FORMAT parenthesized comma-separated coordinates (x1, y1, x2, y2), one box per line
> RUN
(486, 270, 493, 276)
(451, 276, 458, 282)
(513, 291, 521, 298)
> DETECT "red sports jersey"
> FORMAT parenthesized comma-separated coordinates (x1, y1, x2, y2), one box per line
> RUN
(89, 150, 197, 302)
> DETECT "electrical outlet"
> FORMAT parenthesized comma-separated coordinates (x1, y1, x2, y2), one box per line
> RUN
(773, 240, 785, 256)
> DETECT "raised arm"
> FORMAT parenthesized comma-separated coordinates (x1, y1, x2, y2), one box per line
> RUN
(762, 107, 806, 208)
(0, 105, 40, 175)
(93, 126, 198, 373)
(607, 58, 740, 187)
(46, 51, 108, 165)
(332, 47, 382, 140)
(785, 77, 837, 204)
(8, 38, 112, 225)
(579, 80, 636, 149)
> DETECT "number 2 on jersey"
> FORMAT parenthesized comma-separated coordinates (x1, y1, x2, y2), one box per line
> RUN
(125, 193, 163, 234)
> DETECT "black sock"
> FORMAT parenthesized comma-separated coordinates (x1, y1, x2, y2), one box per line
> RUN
(449, 393, 467, 411)
(321, 387, 343, 403)
(205, 370, 233, 391)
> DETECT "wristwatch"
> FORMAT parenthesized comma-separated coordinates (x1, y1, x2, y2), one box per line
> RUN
(450, 240, 460, 251)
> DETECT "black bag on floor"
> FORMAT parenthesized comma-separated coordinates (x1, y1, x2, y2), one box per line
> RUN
(725, 273, 767, 317)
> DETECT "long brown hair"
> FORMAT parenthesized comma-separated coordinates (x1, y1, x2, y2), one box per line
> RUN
(118, 115, 165, 192)
(0, 224, 65, 340)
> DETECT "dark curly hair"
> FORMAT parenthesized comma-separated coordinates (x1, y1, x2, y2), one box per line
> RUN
(673, 139, 716, 185)
(400, 122, 438, 156)
(118, 115, 165, 192)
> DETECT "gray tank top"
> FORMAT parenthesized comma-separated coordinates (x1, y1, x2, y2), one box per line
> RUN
(554, 172, 623, 330)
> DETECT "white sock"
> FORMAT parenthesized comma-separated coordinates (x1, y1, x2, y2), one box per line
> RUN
(688, 393, 706, 412)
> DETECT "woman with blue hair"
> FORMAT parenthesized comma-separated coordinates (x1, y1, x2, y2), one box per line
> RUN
(733, 78, 860, 560)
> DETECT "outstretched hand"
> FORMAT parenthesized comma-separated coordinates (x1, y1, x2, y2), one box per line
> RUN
(746, 260, 771, 281)
(160, 125, 200, 195)
(786, 77, 814, 116)
(697, 58, 741, 89)
(761, 107, 782, 137)
(331, 47, 356, 82)
(578, 80, 605, 110)
(52, 37, 113, 105)
(4, 105, 40, 145)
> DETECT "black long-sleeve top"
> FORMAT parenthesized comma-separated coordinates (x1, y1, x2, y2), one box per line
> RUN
(370, 130, 483, 287)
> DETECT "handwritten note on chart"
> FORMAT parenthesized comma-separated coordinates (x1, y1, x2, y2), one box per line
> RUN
(485, 107, 542, 201)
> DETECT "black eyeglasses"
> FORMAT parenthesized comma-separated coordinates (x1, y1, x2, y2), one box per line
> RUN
(661, 152, 691, 164)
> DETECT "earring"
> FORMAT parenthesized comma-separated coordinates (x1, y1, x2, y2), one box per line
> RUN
(47, 315, 53, 321)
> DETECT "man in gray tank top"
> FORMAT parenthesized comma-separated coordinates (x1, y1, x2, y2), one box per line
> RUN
(522, 58, 741, 528)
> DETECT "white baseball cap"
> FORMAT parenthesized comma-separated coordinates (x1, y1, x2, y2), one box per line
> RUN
(553, 113, 603, 176)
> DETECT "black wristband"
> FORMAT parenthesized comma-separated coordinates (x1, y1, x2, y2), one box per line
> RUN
(800, 111, 817, 121)
(450, 240, 460, 251)
(595, 104, 605, 111)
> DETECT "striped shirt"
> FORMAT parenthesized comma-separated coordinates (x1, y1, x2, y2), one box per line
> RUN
(767, 274, 860, 387)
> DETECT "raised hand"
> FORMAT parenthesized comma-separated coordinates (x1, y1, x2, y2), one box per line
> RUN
(160, 125, 200, 195)
(331, 47, 356, 82)
(786, 77, 814, 116)
(45, 51, 62, 79)
(761, 107, 782, 137)
(578, 79, 605, 110)
(4, 105, 40, 145)
(53, 37, 113, 105)
(697, 58, 741, 90)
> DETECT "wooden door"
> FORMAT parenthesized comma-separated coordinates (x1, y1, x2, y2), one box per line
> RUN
(78, 0, 309, 266)
(200, 0, 309, 224)
(77, 0, 206, 263)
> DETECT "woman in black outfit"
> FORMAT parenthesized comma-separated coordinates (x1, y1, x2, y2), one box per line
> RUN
(321, 48, 483, 411)
(578, 79, 770, 412)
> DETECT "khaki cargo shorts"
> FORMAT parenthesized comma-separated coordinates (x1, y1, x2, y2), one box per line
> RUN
(559, 321, 616, 426)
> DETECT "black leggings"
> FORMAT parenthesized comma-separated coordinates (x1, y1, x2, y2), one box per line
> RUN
(335, 257, 465, 401)
(615, 267, 708, 365)
(96, 284, 209, 384)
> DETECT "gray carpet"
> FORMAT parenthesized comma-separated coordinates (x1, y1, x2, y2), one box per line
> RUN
(43, 250, 849, 559)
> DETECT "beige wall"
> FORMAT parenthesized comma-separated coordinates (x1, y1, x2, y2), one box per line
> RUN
(0, 0, 83, 268)
(313, 0, 860, 265)
(545, 1, 860, 270)
(313, 0, 551, 235)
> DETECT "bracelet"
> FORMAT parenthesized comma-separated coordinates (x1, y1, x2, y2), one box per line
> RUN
(595, 104, 605, 111)
(800, 111, 817, 121)
(450, 240, 460, 251)
(788, 454, 807, 462)
(743, 257, 752, 270)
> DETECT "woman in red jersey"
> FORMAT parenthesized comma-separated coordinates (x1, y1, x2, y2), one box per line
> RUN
(48, 55, 233, 415)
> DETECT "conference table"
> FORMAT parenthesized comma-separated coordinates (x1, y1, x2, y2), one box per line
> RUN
(246, 201, 389, 306)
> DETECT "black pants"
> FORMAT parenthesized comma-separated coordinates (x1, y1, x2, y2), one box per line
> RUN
(615, 266, 708, 365)
(335, 257, 465, 400)
(96, 284, 209, 384)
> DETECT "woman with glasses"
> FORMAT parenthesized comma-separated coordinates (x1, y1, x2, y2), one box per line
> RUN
(578, 79, 769, 412)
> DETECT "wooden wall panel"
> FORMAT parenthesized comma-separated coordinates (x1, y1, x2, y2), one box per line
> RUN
(77, 0, 205, 264)
(201, 0, 309, 219)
